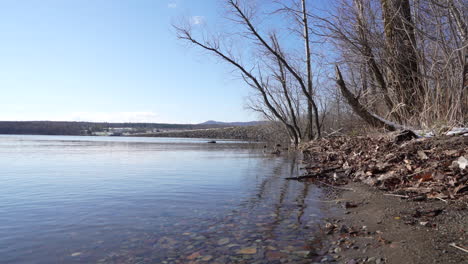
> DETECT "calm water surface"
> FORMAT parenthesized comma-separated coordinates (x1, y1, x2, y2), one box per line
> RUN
(0, 135, 325, 264)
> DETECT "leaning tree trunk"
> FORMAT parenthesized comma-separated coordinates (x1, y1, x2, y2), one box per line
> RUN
(335, 66, 401, 131)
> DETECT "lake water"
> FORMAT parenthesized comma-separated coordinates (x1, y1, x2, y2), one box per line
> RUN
(0, 135, 326, 264)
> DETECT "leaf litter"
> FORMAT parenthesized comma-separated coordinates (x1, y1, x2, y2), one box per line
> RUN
(298, 133, 468, 201)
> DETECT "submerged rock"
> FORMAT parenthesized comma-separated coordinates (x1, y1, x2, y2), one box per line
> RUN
(237, 247, 257, 254)
(217, 238, 230, 245)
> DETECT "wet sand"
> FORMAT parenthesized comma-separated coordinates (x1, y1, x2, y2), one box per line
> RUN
(319, 183, 467, 264)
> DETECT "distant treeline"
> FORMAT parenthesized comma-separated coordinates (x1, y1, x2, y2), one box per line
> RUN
(0, 121, 231, 136)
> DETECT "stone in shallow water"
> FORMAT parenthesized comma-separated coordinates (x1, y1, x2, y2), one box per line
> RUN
(266, 251, 287, 260)
(186, 252, 200, 260)
(201, 255, 213, 261)
(217, 238, 230, 245)
(237, 247, 257, 254)
(157, 237, 177, 249)
(294, 250, 311, 257)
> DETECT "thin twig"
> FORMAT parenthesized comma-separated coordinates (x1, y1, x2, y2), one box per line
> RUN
(435, 197, 448, 203)
(449, 243, 468, 253)
(383, 194, 409, 198)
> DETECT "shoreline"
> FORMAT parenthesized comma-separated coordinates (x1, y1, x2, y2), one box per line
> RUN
(297, 133, 467, 263)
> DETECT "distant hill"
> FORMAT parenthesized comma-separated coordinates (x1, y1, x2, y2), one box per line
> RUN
(199, 120, 266, 126)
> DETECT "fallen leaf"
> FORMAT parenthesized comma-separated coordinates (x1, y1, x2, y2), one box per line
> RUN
(419, 221, 429, 226)
(378, 171, 397, 181)
(414, 172, 433, 182)
(427, 193, 448, 199)
(455, 156, 467, 170)
(417, 150, 429, 160)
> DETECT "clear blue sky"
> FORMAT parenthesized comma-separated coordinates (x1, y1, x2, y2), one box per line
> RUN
(0, 0, 330, 124)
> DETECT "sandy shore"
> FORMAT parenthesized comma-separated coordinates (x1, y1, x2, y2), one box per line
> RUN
(315, 182, 467, 264)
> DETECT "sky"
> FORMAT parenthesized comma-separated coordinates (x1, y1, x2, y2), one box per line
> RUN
(0, 0, 331, 124)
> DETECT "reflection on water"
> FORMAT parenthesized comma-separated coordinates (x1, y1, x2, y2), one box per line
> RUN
(0, 135, 324, 264)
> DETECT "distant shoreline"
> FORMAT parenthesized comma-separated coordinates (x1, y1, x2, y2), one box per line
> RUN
(136, 126, 270, 141)
(0, 120, 266, 139)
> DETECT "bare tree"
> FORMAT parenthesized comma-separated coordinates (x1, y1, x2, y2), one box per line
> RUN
(175, 0, 466, 139)
(312, 0, 466, 131)
(174, 0, 323, 143)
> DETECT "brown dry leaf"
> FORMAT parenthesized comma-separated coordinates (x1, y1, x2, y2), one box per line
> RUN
(427, 193, 448, 199)
(414, 172, 433, 182)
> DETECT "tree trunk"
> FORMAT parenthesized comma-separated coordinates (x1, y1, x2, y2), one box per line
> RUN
(354, 0, 402, 123)
(302, 0, 321, 139)
(380, 0, 423, 119)
(446, 0, 468, 122)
